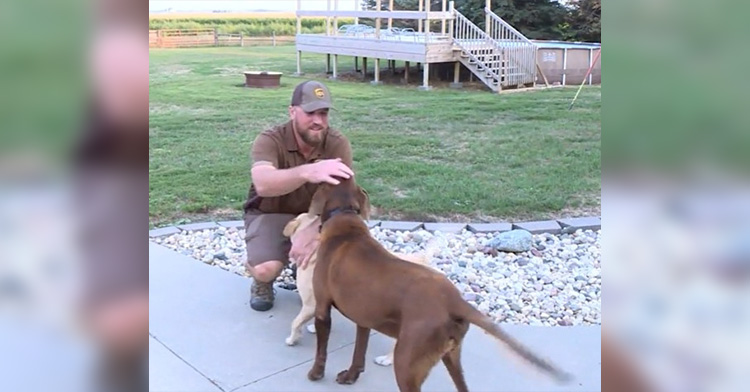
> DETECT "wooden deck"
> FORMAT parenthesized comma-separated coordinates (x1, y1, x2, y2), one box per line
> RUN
(296, 33, 458, 63)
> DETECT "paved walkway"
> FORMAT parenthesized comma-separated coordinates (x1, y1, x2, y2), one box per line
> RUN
(149, 241, 602, 392)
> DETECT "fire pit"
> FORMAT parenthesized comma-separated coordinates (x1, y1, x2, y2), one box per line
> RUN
(244, 71, 282, 88)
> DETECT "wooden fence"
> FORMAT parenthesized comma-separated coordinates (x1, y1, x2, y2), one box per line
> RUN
(149, 29, 295, 48)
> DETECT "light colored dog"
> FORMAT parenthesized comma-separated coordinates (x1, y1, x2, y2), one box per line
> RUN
(282, 212, 442, 366)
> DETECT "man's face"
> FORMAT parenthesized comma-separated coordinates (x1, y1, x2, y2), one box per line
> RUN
(290, 106, 329, 147)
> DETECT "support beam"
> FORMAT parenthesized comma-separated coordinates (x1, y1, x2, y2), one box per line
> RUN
(295, 50, 302, 76)
(405, 61, 410, 84)
(362, 57, 368, 79)
(419, 62, 431, 90)
(354, 56, 359, 72)
(372, 58, 382, 85)
(326, 54, 331, 74)
(450, 61, 462, 89)
(332, 54, 338, 79)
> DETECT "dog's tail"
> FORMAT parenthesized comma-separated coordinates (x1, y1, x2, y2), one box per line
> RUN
(456, 300, 572, 383)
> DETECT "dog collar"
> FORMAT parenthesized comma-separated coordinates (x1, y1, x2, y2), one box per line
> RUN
(319, 206, 360, 231)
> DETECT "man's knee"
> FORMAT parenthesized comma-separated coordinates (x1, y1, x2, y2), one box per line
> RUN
(248, 260, 284, 282)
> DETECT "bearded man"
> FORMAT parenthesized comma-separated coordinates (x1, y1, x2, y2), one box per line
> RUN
(242, 80, 355, 311)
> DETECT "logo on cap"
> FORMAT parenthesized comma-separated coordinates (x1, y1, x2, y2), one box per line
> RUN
(314, 88, 325, 98)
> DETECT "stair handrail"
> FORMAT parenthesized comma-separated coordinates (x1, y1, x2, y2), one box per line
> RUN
(484, 7, 534, 46)
(452, 11, 502, 81)
(484, 7, 536, 81)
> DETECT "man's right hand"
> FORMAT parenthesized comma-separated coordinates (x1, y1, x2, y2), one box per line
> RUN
(303, 158, 353, 185)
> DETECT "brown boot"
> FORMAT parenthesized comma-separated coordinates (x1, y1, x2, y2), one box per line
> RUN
(250, 279, 275, 311)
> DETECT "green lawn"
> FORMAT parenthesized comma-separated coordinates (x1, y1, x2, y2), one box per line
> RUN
(149, 45, 601, 227)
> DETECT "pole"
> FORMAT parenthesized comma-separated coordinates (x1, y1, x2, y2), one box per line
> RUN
(569, 48, 601, 110)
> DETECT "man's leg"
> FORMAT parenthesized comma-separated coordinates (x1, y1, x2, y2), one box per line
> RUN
(244, 212, 295, 311)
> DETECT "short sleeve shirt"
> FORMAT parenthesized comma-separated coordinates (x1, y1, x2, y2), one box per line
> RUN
(243, 120, 352, 214)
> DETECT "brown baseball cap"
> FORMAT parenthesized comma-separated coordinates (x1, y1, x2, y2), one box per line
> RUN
(290, 80, 334, 112)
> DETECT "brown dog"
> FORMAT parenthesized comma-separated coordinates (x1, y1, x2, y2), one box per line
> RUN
(305, 178, 571, 392)
(282, 212, 443, 368)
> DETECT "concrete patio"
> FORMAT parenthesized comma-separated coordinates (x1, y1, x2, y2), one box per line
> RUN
(149, 241, 602, 392)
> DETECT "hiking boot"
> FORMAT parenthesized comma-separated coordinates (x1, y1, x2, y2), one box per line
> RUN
(250, 279, 275, 311)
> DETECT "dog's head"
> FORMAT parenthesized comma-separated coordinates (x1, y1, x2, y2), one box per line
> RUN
(282, 212, 320, 238)
(308, 178, 370, 223)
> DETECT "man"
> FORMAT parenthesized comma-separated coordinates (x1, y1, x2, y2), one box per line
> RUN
(243, 80, 355, 311)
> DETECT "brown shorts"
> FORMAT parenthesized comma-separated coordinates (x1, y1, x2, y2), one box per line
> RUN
(244, 211, 296, 267)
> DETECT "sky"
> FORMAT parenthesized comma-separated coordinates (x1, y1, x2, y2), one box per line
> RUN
(149, 1, 360, 12)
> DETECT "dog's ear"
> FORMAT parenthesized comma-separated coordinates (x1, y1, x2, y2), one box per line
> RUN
(282, 216, 302, 237)
(308, 183, 330, 216)
(355, 185, 371, 220)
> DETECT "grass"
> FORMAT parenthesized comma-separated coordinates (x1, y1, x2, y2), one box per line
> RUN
(149, 45, 600, 227)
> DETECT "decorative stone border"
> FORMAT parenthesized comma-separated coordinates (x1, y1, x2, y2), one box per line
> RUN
(149, 216, 601, 238)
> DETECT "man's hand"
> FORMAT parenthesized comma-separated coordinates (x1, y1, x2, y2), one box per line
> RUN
(289, 216, 321, 270)
(303, 158, 353, 185)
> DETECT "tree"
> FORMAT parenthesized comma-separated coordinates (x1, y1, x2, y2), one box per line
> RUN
(491, 0, 570, 40)
(566, 0, 600, 42)
(360, 0, 572, 41)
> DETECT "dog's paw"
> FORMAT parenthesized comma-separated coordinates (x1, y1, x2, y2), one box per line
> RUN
(285, 335, 299, 346)
(373, 354, 393, 367)
(336, 368, 362, 384)
(306, 323, 316, 334)
(307, 365, 325, 381)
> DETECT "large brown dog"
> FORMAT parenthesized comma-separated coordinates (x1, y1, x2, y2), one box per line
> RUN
(282, 212, 443, 368)
(306, 178, 571, 392)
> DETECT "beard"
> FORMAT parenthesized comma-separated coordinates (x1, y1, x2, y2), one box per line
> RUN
(296, 122, 326, 146)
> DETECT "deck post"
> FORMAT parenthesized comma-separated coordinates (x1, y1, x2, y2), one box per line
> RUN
(326, 54, 331, 74)
(419, 62, 431, 90)
(296, 0, 302, 76)
(372, 58, 382, 85)
(449, 1, 455, 37)
(418, 0, 423, 33)
(405, 61, 410, 84)
(450, 61, 462, 89)
(353, 0, 359, 25)
(485, 0, 491, 36)
(388, 0, 394, 30)
(375, 0, 381, 39)
(332, 54, 338, 79)
(296, 0, 302, 36)
(425, 0, 431, 37)
(442, 0, 446, 34)
(326, 0, 331, 35)
(354, 56, 359, 72)
(296, 50, 302, 76)
(362, 57, 368, 79)
(334, 0, 339, 35)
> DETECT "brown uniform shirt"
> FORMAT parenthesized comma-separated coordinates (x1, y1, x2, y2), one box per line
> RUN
(243, 120, 352, 215)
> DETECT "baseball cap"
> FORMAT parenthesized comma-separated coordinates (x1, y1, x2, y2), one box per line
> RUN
(290, 80, 334, 112)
